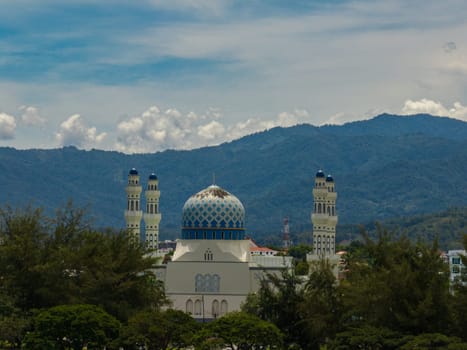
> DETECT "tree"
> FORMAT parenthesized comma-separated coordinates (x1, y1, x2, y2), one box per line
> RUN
(300, 259, 342, 349)
(450, 234, 467, 341)
(329, 326, 406, 350)
(340, 225, 451, 335)
(0, 203, 167, 322)
(120, 309, 199, 350)
(205, 311, 283, 350)
(242, 270, 308, 349)
(0, 206, 50, 311)
(0, 290, 30, 348)
(23, 304, 121, 350)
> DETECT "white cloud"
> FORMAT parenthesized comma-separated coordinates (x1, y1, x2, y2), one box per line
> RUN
(0, 112, 16, 140)
(115, 105, 311, 153)
(19, 105, 46, 126)
(401, 99, 467, 121)
(56, 114, 107, 148)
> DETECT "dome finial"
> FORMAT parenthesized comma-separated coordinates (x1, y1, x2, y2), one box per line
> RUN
(212, 172, 216, 186)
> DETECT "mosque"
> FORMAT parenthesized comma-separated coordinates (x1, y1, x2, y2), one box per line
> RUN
(124, 168, 338, 320)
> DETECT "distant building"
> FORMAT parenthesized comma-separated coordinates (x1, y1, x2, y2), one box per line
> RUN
(307, 170, 340, 277)
(447, 249, 466, 285)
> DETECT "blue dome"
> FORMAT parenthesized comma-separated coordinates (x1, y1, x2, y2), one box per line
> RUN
(149, 173, 158, 180)
(326, 175, 334, 182)
(129, 168, 138, 175)
(181, 185, 245, 240)
(316, 170, 325, 178)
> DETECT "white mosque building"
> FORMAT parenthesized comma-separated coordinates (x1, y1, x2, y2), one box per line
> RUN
(124, 168, 337, 320)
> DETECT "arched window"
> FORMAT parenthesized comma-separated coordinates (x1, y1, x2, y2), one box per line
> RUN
(130, 200, 134, 211)
(221, 300, 228, 315)
(318, 203, 322, 213)
(332, 206, 335, 216)
(327, 206, 330, 215)
(194, 300, 202, 315)
(135, 201, 139, 210)
(186, 299, 193, 314)
(212, 300, 219, 318)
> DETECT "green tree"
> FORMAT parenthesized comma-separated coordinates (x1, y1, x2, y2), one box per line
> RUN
(242, 270, 307, 349)
(0, 206, 50, 311)
(400, 333, 467, 350)
(0, 204, 167, 322)
(329, 326, 406, 350)
(340, 226, 451, 335)
(205, 311, 283, 350)
(450, 234, 467, 341)
(23, 304, 121, 350)
(120, 309, 199, 350)
(300, 259, 342, 349)
(0, 290, 30, 348)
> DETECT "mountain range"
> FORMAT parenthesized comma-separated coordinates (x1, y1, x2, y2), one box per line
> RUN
(1, 113, 466, 242)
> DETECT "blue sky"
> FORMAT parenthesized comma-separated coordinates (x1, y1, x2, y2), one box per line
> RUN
(0, 0, 466, 152)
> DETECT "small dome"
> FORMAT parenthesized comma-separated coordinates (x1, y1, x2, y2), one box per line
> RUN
(326, 175, 334, 182)
(149, 173, 158, 180)
(316, 169, 325, 178)
(129, 168, 138, 175)
(181, 185, 245, 240)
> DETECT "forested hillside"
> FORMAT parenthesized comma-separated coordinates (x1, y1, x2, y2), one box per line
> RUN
(337, 207, 467, 250)
(0, 113, 466, 240)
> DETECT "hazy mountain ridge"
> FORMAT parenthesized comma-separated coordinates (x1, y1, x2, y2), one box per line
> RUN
(0, 113, 466, 241)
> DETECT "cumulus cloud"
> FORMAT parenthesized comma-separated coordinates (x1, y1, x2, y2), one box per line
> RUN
(401, 99, 467, 121)
(19, 105, 46, 126)
(56, 114, 107, 148)
(115, 106, 310, 153)
(0, 112, 16, 140)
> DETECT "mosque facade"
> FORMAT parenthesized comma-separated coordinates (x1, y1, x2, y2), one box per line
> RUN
(124, 168, 337, 320)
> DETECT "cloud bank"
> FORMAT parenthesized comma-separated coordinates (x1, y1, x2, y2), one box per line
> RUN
(115, 106, 309, 153)
(56, 114, 107, 148)
(402, 99, 467, 121)
(0, 113, 16, 140)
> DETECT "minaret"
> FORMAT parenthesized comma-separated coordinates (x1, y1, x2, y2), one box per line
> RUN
(307, 170, 339, 276)
(124, 168, 143, 245)
(144, 173, 161, 250)
(311, 170, 337, 256)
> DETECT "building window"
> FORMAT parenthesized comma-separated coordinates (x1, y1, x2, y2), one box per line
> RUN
(204, 249, 213, 261)
(194, 273, 220, 292)
(186, 299, 193, 314)
(452, 257, 461, 265)
(221, 300, 228, 315)
(194, 300, 202, 315)
(212, 300, 219, 318)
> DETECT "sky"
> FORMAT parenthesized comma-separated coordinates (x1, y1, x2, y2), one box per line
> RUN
(0, 0, 466, 153)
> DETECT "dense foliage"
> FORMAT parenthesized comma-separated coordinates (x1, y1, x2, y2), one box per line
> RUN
(1, 204, 467, 349)
(243, 227, 467, 350)
(1, 114, 467, 240)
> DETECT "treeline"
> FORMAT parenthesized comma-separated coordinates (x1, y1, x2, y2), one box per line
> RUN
(2, 205, 467, 349)
(244, 229, 467, 349)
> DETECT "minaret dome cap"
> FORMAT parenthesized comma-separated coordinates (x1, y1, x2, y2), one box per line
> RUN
(129, 168, 138, 175)
(316, 169, 325, 178)
(149, 173, 158, 180)
(326, 175, 334, 182)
